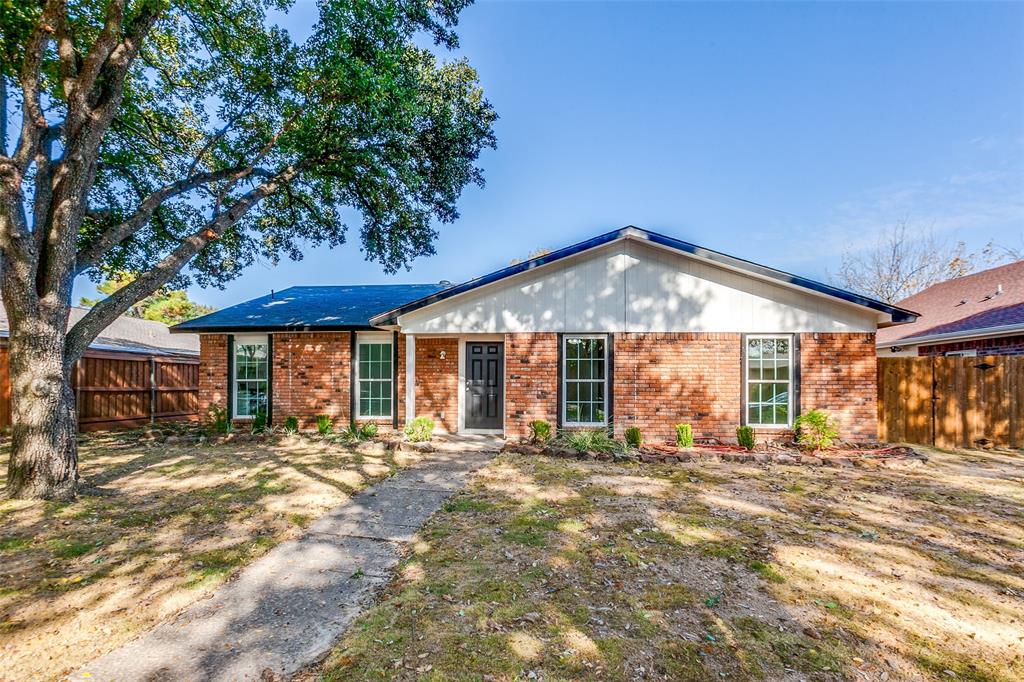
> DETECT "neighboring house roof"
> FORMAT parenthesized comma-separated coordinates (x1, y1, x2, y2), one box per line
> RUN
(876, 260, 1024, 347)
(171, 284, 450, 333)
(0, 303, 199, 356)
(369, 226, 918, 327)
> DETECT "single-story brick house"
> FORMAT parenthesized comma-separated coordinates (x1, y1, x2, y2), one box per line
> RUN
(877, 260, 1024, 357)
(172, 226, 917, 442)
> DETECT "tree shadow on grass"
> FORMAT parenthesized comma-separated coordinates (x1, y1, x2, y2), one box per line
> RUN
(0, 437, 406, 682)
(318, 448, 1023, 682)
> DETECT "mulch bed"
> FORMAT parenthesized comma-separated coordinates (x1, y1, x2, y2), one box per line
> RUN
(504, 440, 929, 469)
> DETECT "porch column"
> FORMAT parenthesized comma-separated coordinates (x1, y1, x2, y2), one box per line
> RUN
(405, 334, 416, 423)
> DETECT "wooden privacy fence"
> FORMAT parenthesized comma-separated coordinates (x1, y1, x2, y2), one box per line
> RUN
(0, 349, 199, 432)
(878, 356, 1024, 449)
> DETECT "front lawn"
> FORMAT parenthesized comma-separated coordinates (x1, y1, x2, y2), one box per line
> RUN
(0, 430, 413, 682)
(316, 446, 1024, 681)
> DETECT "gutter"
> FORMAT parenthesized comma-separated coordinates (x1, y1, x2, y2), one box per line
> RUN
(876, 322, 1024, 348)
(169, 324, 380, 334)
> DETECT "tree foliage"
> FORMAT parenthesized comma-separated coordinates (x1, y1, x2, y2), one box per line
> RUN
(2, 0, 496, 356)
(0, 0, 496, 499)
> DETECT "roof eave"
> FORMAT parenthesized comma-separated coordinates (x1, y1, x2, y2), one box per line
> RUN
(169, 323, 380, 334)
(876, 322, 1024, 348)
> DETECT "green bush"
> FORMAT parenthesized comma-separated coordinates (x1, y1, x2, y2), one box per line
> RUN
(794, 409, 839, 451)
(359, 422, 379, 439)
(528, 419, 552, 443)
(624, 426, 643, 448)
(676, 423, 694, 448)
(250, 410, 268, 434)
(207, 405, 231, 435)
(559, 429, 618, 454)
(404, 416, 435, 442)
(283, 416, 299, 433)
(736, 425, 755, 451)
(316, 414, 334, 435)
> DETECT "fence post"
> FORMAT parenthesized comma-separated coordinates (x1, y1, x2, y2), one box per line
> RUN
(149, 356, 157, 424)
(75, 359, 83, 426)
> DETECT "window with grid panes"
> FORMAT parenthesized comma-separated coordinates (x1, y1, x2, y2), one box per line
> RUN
(357, 340, 393, 418)
(233, 339, 268, 418)
(563, 336, 607, 425)
(745, 336, 792, 427)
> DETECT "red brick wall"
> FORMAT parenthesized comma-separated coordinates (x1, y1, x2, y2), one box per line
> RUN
(799, 332, 877, 441)
(414, 337, 459, 432)
(505, 333, 559, 439)
(198, 334, 228, 418)
(613, 333, 742, 443)
(918, 334, 1024, 356)
(199, 329, 879, 441)
(272, 331, 405, 431)
(271, 332, 351, 429)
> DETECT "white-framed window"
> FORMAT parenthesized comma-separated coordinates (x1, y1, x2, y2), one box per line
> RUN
(563, 335, 607, 426)
(356, 333, 394, 419)
(745, 335, 792, 428)
(233, 335, 268, 419)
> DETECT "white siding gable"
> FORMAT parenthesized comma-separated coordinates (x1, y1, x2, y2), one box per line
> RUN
(398, 239, 878, 334)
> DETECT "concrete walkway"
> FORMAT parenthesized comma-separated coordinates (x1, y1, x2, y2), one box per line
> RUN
(71, 435, 501, 682)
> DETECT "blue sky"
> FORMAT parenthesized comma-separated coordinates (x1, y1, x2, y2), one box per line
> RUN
(77, 1, 1024, 309)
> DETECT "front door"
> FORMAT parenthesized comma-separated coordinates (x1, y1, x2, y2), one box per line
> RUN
(465, 342, 504, 430)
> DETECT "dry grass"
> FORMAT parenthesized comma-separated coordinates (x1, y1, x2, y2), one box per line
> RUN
(316, 447, 1024, 682)
(0, 430, 413, 682)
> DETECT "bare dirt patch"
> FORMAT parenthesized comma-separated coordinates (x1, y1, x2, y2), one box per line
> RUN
(314, 446, 1024, 681)
(0, 431, 419, 682)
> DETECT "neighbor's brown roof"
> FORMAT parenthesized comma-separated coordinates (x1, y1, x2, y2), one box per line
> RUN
(877, 260, 1024, 345)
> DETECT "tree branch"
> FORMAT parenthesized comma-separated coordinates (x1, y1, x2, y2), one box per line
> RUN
(31, 127, 63, 258)
(66, 162, 307, 361)
(73, 0, 125, 112)
(3, 0, 63, 177)
(75, 165, 259, 272)
(54, 7, 80, 100)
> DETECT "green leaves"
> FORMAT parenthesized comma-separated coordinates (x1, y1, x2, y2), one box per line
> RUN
(48, 0, 495, 287)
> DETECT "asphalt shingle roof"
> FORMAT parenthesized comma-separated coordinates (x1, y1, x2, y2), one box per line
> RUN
(0, 301, 198, 356)
(171, 285, 449, 333)
(877, 260, 1024, 345)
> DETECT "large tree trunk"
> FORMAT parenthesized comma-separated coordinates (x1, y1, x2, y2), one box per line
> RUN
(4, 321, 79, 500)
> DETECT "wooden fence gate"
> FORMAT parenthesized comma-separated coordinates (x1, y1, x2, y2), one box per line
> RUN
(878, 356, 1024, 449)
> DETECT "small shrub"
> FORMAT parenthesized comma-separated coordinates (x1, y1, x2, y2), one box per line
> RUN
(794, 409, 839, 451)
(736, 425, 755, 451)
(404, 416, 435, 442)
(559, 429, 618, 454)
(334, 427, 357, 442)
(316, 414, 333, 435)
(624, 426, 643, 448)
(528, 419, 552, 443)
(359, 422, 379, 439)
(283, 416, 299, 433)
(206, 405, 231, 435)
(251, 410, 268, 434)
(676, 423, 694, 448)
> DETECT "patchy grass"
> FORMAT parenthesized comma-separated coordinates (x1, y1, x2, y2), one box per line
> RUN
(313, 446, 1024, 682)
(0, 429, 416, 682)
